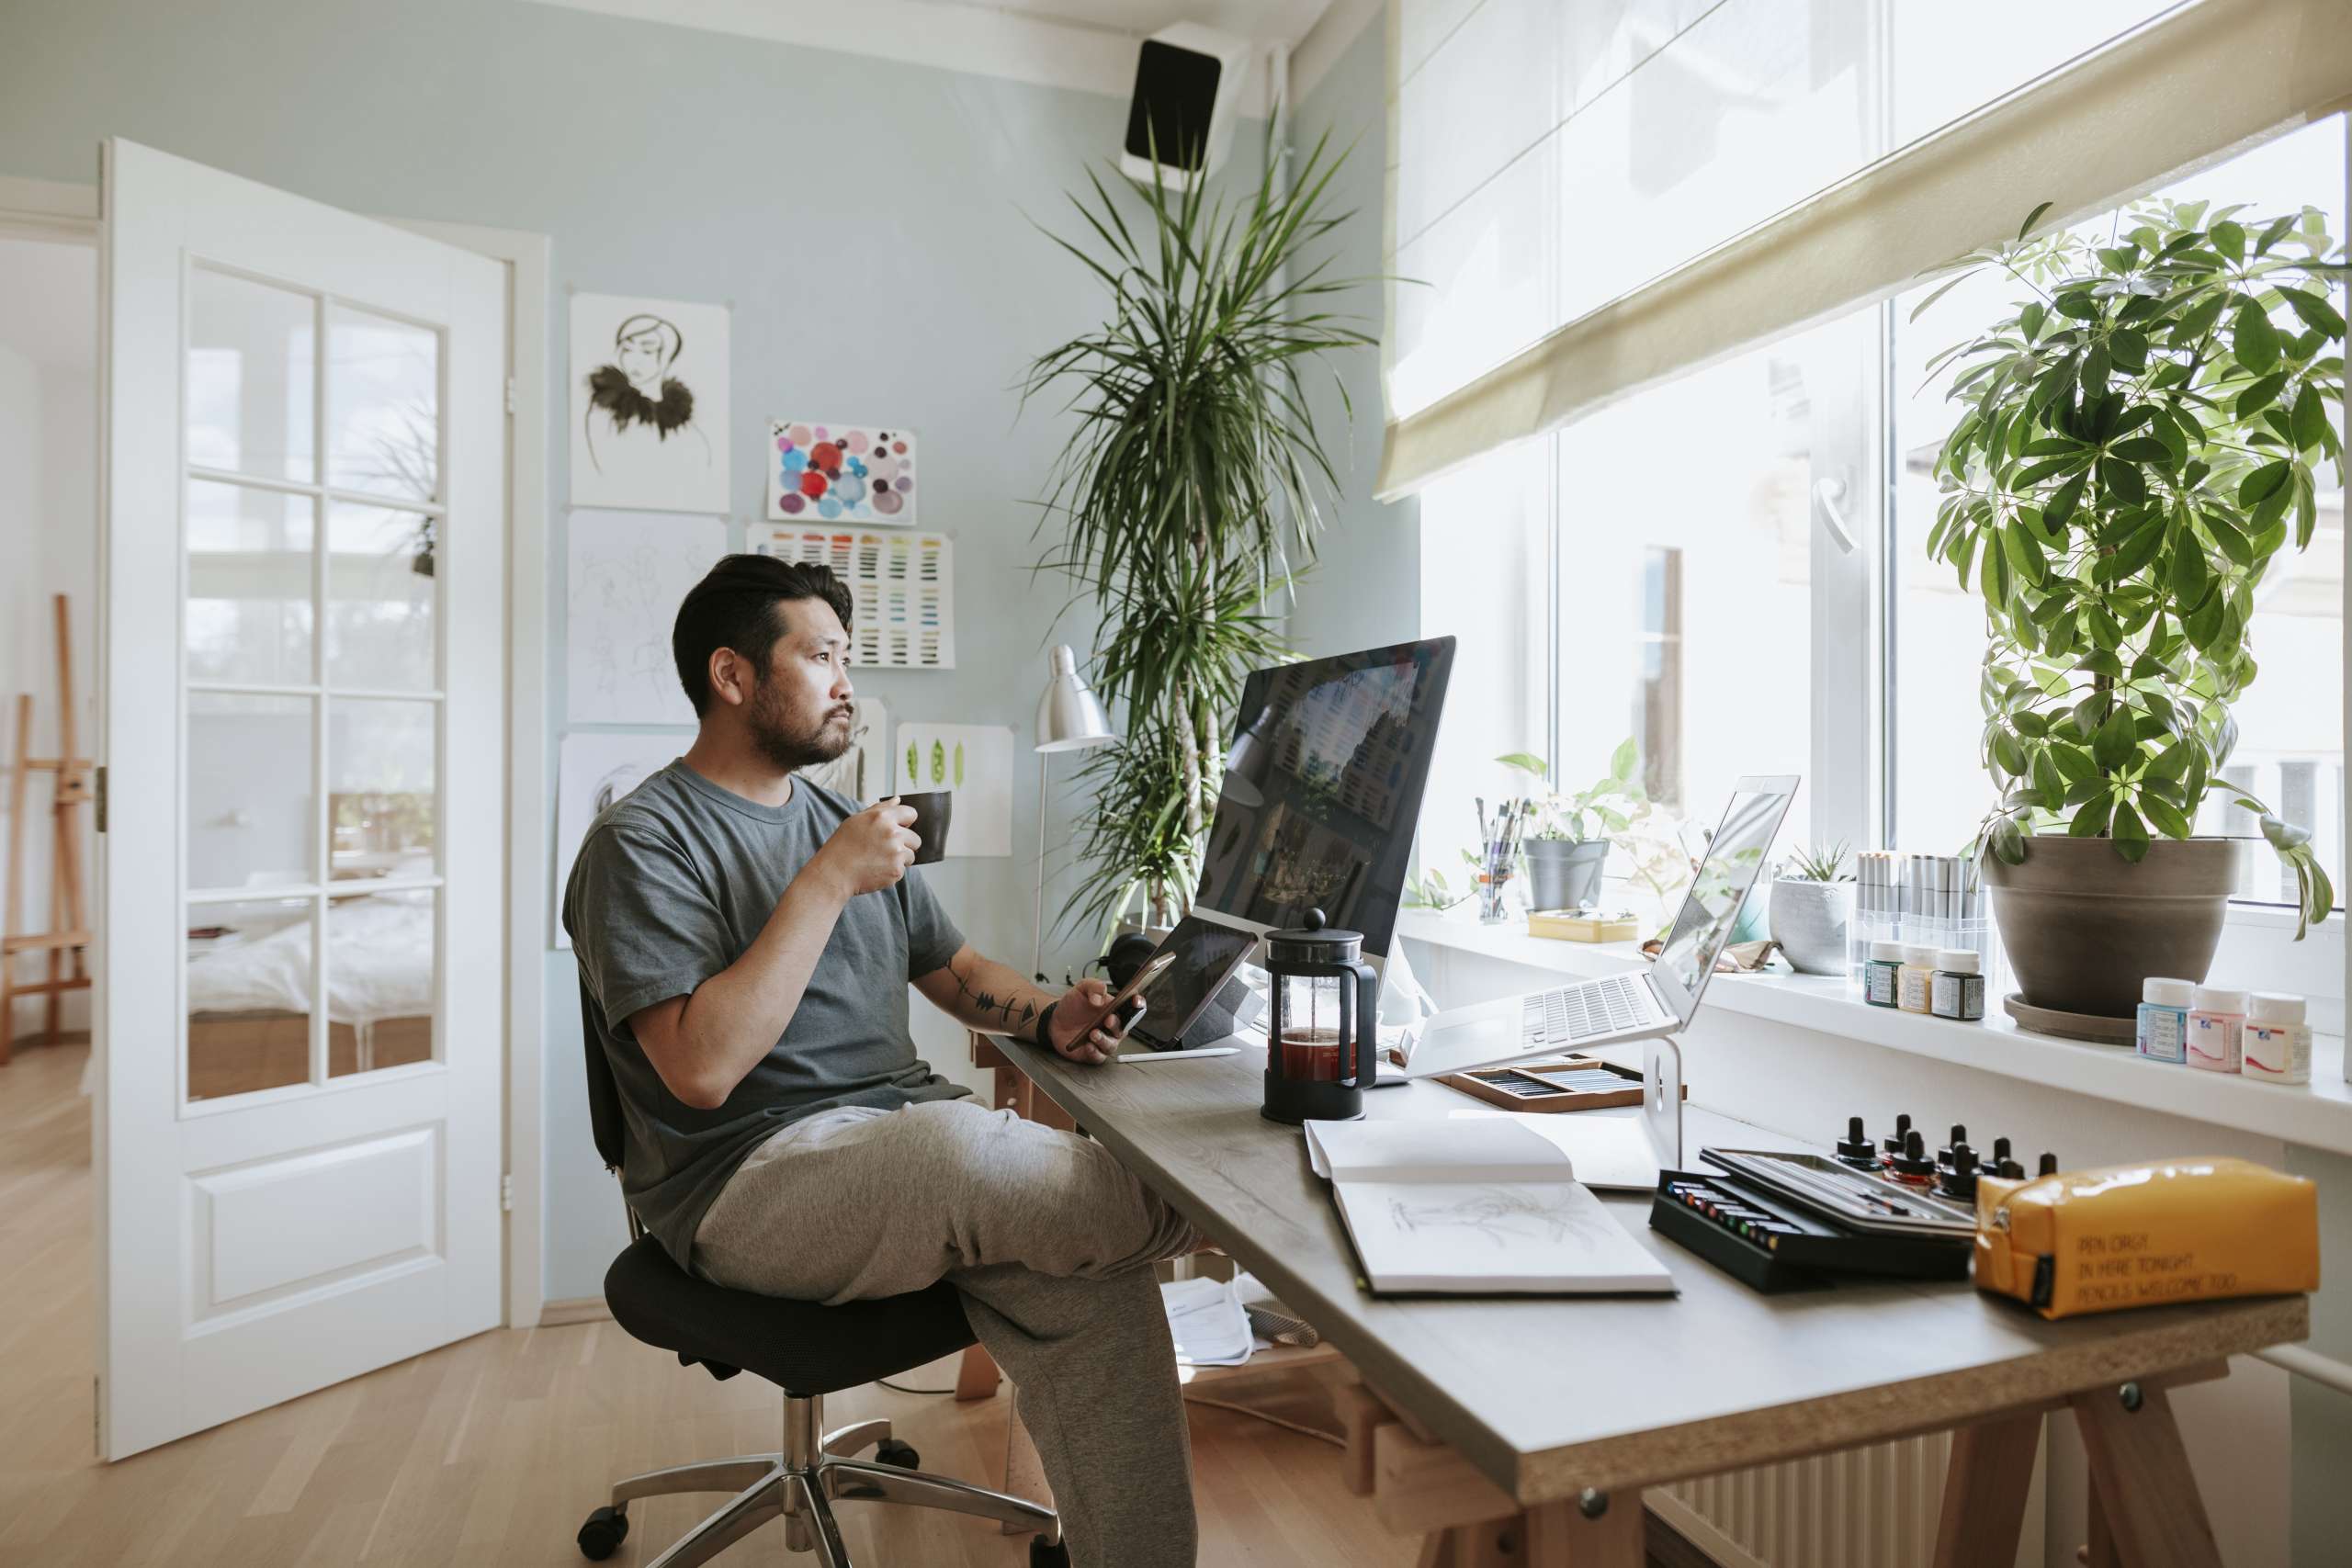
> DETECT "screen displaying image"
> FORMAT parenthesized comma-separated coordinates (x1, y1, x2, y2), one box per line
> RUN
(1194, 637, 1454, 956)
(1655, 785, 1790, 1000)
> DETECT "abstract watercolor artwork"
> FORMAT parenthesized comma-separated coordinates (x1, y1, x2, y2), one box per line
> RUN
(570, 293, 730, 513)
(893, 722, 1012, 857)
(748, 525, 954, 669)
(766, 420, 917, 524)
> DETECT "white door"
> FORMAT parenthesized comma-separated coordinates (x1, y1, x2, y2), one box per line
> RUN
(96, 140, 506, 1459)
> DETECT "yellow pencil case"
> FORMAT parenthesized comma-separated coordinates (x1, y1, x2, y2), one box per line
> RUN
(1974, 1156, 2318, 1319)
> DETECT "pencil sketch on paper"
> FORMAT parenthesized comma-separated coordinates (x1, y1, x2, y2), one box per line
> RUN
(1386, 1186, 1601, 1248)
(566, 510, 724, 725)
(570, 293, 730, 513)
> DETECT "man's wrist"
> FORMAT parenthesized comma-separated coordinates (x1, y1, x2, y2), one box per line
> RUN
(1031, 1000, 1057, 1049)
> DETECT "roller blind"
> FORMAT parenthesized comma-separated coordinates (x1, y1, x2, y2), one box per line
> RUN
(1379, 0, 2352, 501)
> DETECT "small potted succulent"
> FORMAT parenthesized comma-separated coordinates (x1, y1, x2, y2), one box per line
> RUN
(1769, 842, 1854, 976)
(1499, 739, 1645, 911)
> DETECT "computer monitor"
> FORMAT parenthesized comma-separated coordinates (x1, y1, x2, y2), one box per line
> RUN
(1190, 637, 1455, 971)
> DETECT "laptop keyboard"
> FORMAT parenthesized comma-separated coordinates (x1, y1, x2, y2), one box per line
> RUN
(1521, 975, 1654, 1045)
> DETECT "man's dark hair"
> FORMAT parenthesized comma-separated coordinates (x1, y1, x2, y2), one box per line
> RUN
(671, 554, 854, 716)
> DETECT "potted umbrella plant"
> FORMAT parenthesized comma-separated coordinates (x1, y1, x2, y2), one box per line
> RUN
(1919, 196, 2340, 1021)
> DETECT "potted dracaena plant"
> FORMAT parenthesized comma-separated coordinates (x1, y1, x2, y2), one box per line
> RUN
(1498, 739, 1645, 912)
(1918, 197, 2341, 1021)
(1025, 129, 1374, 941)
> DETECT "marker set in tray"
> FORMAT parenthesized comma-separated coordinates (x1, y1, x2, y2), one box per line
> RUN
(1650, 1145, 1978, 1293)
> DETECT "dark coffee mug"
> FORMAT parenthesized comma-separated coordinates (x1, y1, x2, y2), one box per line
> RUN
(897, 790, 953, 864)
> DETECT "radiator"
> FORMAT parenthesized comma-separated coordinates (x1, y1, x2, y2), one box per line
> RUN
(1645, 1427, 2047, 1568)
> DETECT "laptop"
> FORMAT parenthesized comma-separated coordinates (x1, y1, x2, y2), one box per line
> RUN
(1395, 775, 1798, 1080)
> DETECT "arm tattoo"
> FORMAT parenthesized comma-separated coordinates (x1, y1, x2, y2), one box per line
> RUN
(948, 956, 1041, 1037)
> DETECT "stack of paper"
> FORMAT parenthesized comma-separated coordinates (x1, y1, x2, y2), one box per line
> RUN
(1304, 1119, 1676, 1296)
(1160, 1276, 1254, 1368)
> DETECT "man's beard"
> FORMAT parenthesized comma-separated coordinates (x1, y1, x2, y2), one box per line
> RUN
(748, 680, 853, 773)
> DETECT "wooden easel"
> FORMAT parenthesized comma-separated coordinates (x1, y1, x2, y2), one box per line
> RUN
(3, 594, 93, 1065)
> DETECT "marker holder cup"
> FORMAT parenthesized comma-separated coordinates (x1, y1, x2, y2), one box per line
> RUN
(1846, 909, 2004, 1004)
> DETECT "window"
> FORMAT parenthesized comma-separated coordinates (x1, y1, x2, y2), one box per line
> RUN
(1893, 116, 2347, 908)
(1419, 113, 2346, 933)
(1548, 323, 1860, 855)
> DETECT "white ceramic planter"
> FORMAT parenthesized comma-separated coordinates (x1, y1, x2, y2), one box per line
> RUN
(1769, 878, 1852, 976)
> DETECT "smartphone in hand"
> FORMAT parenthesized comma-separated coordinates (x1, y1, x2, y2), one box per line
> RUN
(1067, 952, 1171, 1041)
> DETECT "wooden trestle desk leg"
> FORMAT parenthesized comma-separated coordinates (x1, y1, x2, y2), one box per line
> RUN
(1354, 1381, 1645, 1568)
(2070, 1382, 2222, 1568)
(1930, 1410, 2044, 1568)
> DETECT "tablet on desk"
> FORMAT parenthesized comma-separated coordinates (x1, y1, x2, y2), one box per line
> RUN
(1120, 915, 1258, 1051)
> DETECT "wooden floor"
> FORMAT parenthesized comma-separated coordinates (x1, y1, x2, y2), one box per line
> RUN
(0, 1040, 1419, 1567)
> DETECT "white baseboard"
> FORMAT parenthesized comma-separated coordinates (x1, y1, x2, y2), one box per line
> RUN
(539, 1296, 613, 1327)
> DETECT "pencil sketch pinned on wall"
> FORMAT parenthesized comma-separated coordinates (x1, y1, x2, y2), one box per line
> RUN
(570, 292, 730, 513)
(797, 696, 891, 803)
(553, 731, 686, 949)
(567, 510, 725, 725)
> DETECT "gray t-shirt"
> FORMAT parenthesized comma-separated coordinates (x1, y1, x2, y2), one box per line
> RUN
(563, 760, 969, 1266)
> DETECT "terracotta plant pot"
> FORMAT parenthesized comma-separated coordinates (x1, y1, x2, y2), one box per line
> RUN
(1768, 879, 1852, 976)
(1523, 839, 1608, 912)
(1980, 836, 2247, 1019)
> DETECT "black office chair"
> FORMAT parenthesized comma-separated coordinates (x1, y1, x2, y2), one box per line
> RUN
(574, 985, 1066, 1566)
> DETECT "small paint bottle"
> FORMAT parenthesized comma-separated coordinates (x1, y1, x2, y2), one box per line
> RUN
(2135, 976, 2194, 1065)
(1863, 941, 1904, 1008)
(1929, 949, 1984, 1021)
(2243, 993, 2312, 1085)
(1896, 944, 1937, 1014)
(2186, 987, 2246, 1074)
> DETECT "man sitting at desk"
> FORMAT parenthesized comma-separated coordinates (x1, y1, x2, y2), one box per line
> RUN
(564, 555, 1200, 1568)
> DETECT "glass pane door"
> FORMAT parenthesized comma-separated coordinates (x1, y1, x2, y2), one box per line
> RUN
(183, 263, 445, 1104)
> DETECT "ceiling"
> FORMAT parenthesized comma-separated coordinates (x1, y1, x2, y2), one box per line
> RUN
(524, 0, 1355, 101)
(943, 1, 1332, 43)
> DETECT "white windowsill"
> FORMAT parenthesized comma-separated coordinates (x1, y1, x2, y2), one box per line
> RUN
(1395, 907, 2352, 1157)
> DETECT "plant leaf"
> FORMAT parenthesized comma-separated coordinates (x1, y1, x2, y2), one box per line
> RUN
(2233, 299, 2281, 373)
(2110, 799, 2151, 861)
(2093, 703, 2140, 773)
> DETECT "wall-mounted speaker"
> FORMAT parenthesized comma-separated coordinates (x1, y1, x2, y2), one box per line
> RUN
(1119, 23, 1250, 191)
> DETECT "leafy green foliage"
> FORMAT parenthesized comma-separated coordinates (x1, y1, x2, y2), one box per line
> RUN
(1026, 127, 1376, 942)
(1781, 841, 1853, 883)
(1500, 738, 1645, 842)
(1919, 197, 2343, 933)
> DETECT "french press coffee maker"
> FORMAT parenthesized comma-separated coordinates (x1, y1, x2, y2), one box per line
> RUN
(1261, 908, 1378, 1124)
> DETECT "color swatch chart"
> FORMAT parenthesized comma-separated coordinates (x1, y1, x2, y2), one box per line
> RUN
(749, 525, 955, 669)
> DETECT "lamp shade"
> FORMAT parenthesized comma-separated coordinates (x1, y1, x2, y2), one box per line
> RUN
(1035, 645, 1115, 752)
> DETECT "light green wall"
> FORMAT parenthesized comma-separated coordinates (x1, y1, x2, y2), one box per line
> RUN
(1285, 14, 1418, 660)
(0, 0, 1174, 1299)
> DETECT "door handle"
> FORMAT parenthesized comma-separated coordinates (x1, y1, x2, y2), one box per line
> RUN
(1814, 478, 1859, 555)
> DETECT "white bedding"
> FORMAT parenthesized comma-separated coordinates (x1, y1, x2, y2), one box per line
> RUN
(187, 893, 434, 1025)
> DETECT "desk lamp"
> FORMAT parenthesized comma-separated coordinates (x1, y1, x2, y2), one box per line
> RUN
(1032, 645, 1116, 982)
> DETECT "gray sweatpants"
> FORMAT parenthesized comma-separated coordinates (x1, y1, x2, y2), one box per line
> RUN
(692, 1097, 1202, 1568)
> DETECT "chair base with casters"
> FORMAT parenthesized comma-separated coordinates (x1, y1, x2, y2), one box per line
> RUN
(582, 1233, 1067, 1568)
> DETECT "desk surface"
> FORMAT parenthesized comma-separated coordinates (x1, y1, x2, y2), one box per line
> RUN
(996, 1036, 2309, 1505)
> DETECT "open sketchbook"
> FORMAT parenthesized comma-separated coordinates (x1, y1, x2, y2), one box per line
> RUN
(1305, 1121, 1676, 1296)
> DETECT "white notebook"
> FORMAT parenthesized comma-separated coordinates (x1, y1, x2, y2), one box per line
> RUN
(1304, 1120, 1676, 1296)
